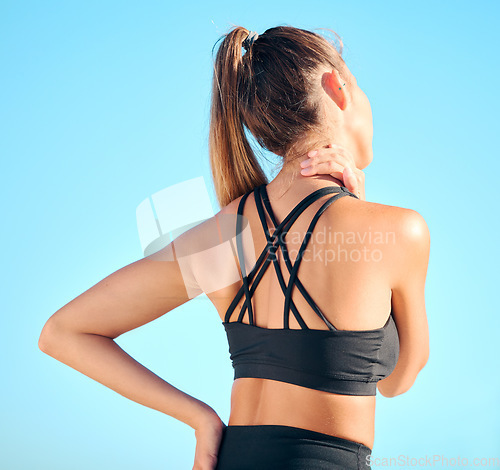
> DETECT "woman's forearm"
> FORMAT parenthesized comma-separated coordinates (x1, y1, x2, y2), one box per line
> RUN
(39, 324, 217, 430)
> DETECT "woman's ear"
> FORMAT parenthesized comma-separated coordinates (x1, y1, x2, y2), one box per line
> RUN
(321, 70, 347, 111)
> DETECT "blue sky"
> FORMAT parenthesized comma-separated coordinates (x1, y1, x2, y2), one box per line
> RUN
(1, 0, 499, 468)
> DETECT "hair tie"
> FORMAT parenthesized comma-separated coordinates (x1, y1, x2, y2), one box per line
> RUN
(243, 31, 259, 51)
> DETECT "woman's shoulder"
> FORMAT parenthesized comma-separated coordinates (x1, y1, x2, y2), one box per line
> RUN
(334, 193, 426, 224)
(174, 191, 252, 255)
(362, 199, 428, 243)
(218, 189, 255, 214)
(323, 196, 430, 250)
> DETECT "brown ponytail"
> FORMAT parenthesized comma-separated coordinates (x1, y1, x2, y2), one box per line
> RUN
(209, 25, 347, 208)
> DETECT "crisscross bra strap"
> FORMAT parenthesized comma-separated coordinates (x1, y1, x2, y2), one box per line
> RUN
(258, 185, 339, 330)
(233, 190, 254, 325)
(224, 184, 359, 329)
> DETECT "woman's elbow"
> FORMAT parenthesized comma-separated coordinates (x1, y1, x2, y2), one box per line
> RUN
(39, 322, 53, 353)
(378, 376, 416, 398)
(377, 356, 429, 398)
(38, 317, 64, 354)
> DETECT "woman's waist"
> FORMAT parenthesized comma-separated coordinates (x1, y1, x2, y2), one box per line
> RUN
(229, 377, 376, 449)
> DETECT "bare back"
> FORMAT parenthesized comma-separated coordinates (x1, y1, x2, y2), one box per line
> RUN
(204, 181, 405, 450)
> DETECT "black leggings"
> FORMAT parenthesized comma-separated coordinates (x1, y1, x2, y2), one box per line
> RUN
(215, 425, 372, 470)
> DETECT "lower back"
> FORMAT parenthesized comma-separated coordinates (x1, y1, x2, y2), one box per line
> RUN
(228, 377, 377, 449)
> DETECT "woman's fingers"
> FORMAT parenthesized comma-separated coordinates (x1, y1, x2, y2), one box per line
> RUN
(301, 159, 345, 178)
(301, 149, 350, 169)
(299, 144, 366, 200)
(301, 161, 361, 198)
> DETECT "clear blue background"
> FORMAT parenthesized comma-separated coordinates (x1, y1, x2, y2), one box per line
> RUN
(2, 0, 499, 468)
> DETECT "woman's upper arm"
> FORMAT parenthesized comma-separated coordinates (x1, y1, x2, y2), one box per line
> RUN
(379, 208, 430, 396)
(40, 237, 200, 343)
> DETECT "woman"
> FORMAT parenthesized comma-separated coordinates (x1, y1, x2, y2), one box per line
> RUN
(39, 25, 430, 470)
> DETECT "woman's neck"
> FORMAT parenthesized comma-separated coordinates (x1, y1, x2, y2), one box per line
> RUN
(266, 162, 344, 203)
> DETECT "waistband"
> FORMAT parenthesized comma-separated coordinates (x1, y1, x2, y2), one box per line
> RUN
(223, 424, 372, 453)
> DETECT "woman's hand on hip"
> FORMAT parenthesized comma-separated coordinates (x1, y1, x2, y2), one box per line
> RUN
(192, 413, 226, 470)
(300, 143, 366, 200)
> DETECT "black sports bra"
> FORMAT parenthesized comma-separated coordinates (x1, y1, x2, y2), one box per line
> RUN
(223, 184, 399, 396)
